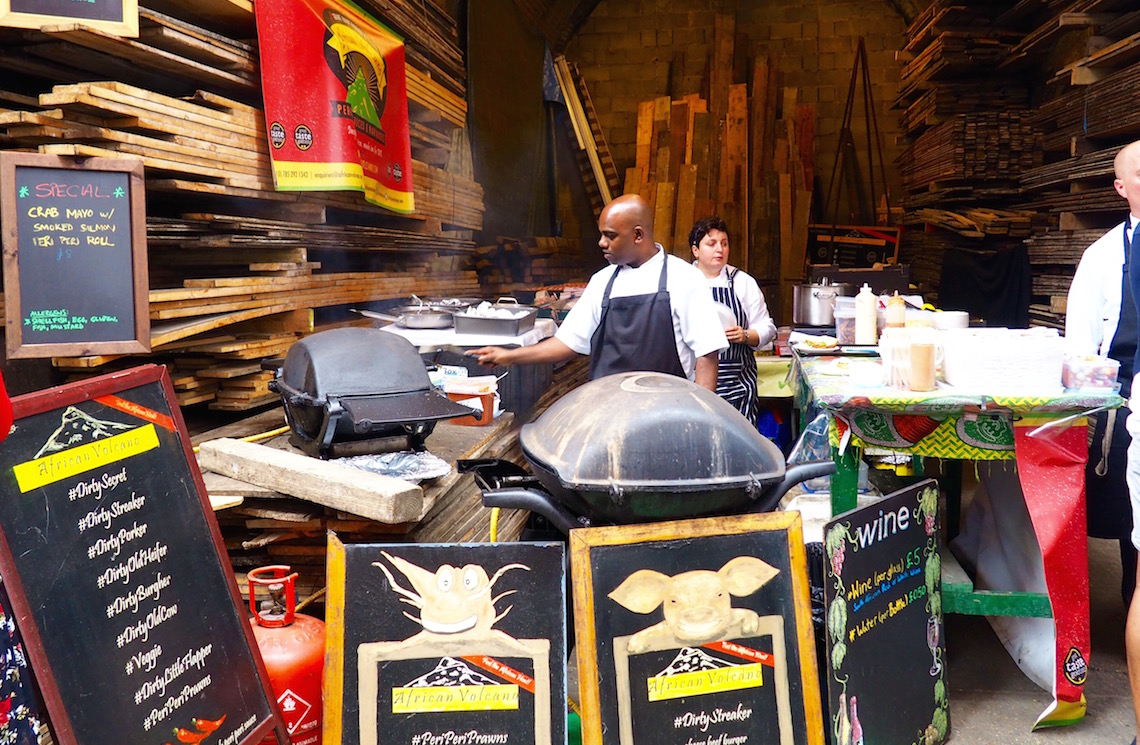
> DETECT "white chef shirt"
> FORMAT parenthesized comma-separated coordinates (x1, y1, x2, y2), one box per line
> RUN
(697, 264, 778, 348)
(1065, 219, 1132, 358)
(555, 245, 729, 380)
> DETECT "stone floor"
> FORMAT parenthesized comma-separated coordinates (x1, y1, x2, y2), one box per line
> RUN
(945, 536, 1134, 744)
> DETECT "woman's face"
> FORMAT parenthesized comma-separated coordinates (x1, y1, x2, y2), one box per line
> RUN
(692, 229, 730, 274)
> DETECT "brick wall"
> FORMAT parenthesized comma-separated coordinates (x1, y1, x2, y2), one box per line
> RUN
(566, 0, 907, 225)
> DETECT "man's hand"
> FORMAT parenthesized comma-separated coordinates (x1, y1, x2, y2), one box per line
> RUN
(467, 346, 517, 367)
(466, 337, 578, 368)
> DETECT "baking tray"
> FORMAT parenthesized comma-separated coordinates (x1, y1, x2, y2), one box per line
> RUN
(453, 304, 538, 335)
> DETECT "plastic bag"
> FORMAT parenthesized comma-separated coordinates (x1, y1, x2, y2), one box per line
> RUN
(788, 411, 833, 492)
(338, 450, 452, 483)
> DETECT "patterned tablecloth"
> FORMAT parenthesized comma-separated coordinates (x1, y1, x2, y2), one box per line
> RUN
(794, 353, 1124, 728)
(795, 355, 1123, 458)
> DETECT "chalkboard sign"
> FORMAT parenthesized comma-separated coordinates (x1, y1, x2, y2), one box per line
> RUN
(1, 152, 149, 359)
(0, 0, 138, 36)
(324, 537, 567, 745)
(0, 365, 288, 745)
(570, 513, 824, 745)
(823, 479, 949, 745)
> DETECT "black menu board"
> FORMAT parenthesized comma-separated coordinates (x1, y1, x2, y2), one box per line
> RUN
(823, 479, 949, 745)
(324, 537, 567, 745)
(0, 365, 287, 745)
(570, 513, 824, 745)
(1, 0, 138, 36)
(1, 152, 149, 359)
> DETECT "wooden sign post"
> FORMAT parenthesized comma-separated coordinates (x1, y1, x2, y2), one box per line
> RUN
(0, 0, 138, 36)
(0, 365, 287, 745)
(1, 152, 149, 359)
(823, 479, 949, 745)
(571, 512, 824, 745)
(324, 537, 567, 745)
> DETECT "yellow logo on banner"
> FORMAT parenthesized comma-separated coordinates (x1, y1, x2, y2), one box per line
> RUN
(647, 663, 765, 702)
(13, 425, 159, 492)
(391, 685, 518, 713)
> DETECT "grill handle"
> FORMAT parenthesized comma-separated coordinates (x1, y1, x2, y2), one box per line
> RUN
(479, 487, 588, 536)
(749, 460, 837, 513)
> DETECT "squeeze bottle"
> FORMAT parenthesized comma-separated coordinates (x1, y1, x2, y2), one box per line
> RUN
(886, 292, 907, 328)
(855, 283, 878, 345)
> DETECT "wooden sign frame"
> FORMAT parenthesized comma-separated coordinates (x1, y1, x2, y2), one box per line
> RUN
(0, 365, 287, 745)
(325, 536, 568, 745)
(0, 0, 138, 36)
(570, 512, 824, 745)
(823, 479, 949, 745)
(1, 152, 150, 359)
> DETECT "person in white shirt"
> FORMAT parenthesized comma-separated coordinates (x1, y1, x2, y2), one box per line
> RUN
(469, 195, 728, 390)
(1112, 138, 1140, 745)
(1066, 197, 1137, 608)
(689, 216, 777, 425)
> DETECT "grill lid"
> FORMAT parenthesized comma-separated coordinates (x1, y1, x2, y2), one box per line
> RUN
(276, 327, 475, 422)
(519, 372, 786, 492)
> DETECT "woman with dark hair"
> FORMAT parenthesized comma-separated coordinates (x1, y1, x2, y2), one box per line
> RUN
(689, 216, 777, 425)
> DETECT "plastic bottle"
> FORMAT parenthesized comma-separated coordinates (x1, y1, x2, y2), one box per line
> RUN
(855, 283, 878, 345)
(886, 292, 906, 328)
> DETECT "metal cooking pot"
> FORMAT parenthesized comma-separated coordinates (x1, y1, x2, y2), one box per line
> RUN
(792, 278, 853, 326)
(463, 373, 834, 533)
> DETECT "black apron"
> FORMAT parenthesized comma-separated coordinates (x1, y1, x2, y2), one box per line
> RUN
(589, 253, 686, 380)
(711, 268, 760, 425)
(1086, 219, 1137, 539)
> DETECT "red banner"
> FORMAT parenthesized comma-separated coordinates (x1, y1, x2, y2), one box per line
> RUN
(1013, 419, 1090, 725)
(255, 0, 414, 213)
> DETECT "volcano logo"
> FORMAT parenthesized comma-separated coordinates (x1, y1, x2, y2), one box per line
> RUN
(322, 10, 386, 132)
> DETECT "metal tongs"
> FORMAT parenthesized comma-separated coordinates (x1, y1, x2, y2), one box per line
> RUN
(1026, 404, 1112, 438)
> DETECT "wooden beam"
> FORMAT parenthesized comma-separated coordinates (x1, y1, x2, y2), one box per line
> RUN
(196, 438, 425, 523)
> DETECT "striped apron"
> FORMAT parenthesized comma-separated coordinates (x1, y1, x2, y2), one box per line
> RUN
(711, 269, 759, 426)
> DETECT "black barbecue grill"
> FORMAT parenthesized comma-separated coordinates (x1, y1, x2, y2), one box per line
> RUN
(267, 327, 477, 458)
(463, 372, 835, 533)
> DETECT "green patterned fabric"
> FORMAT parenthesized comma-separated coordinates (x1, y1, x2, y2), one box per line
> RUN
(799, 355, 1122, 459)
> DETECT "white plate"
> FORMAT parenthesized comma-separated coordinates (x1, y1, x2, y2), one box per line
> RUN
(794, 337, 839, 354)
(714, 301, 737, 330)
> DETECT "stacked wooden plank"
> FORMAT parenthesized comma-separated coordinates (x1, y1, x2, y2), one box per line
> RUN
(1008, 7, 1140, 324)
(897, 31, 1020, 101)
(0, 81, 483, 231)
(1024, 229, 1104, 267)
(902, 207, 1038, 238)
(897, 112, 1043, 193)
(615, 36, 811, 322)
(554, 56, 620, 215)
(474, 237, 593, 295)
(0, 0, 495, 413)
(894, 1, 1059, 317)
(1019, 146, 1116, 190)
(356, 0, 466, 98)
(900, 82, 1029, 135)
(1032, 61, 1140, 151)
(895, 229, 949, 306)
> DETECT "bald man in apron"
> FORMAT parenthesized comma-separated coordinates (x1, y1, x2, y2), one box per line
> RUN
(470, 195, 727, 388)
(1067, 210, 1138, 604)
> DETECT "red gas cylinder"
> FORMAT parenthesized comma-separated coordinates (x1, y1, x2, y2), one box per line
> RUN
(248, 566, 325, 745)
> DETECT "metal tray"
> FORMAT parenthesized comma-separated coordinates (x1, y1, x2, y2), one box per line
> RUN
(453, 303, 538, 336)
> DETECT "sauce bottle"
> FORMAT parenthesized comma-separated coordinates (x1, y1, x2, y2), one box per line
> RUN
(886, 292, 906, 329)
(855, 283, 878, 345)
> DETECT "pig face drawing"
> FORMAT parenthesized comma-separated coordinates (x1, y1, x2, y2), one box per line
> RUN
(608, 555, 779, 654)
